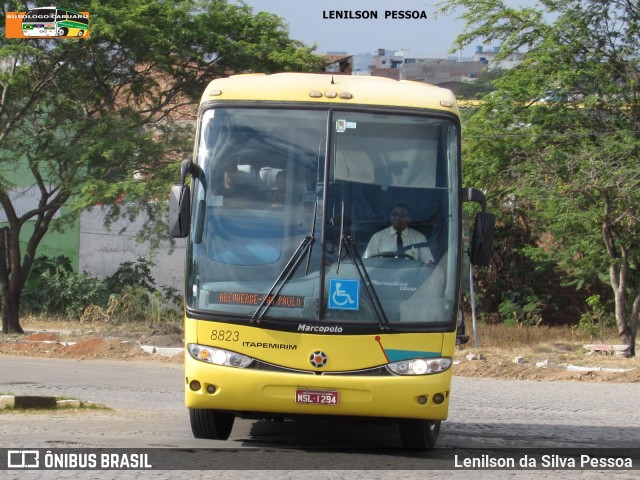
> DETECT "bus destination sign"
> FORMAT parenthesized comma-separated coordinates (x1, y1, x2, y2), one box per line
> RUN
(211, 291, 304, 309)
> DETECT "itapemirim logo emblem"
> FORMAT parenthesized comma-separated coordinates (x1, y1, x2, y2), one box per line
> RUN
(5, 6, 90, 39)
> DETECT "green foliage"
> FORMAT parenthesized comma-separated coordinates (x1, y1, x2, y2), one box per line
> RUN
(455, 68, 507, 99)
(22, 256, 109, 319)
(497, 290, 544, 327)
(578, 295, 615, 340)
(104, 257, 156, 295)
(442, 0, 640, 347)
(21, 256, 179, 324)
(1, 0, 323, 332)
(22, 256, 100, 317)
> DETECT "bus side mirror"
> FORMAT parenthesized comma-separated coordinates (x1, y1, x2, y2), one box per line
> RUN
(470, 211, 495, 266)
(464, 187, 495, 266)
(169, 184, 191, 238)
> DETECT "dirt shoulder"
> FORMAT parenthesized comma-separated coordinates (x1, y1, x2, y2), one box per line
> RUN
(0, 322, 183, 364)
(0, 321, 638, 383)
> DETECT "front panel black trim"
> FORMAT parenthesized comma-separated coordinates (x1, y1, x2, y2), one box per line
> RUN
(184, 307, 456, 335)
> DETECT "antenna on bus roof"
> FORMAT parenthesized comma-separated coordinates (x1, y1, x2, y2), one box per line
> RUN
(331, 75, 336, 85)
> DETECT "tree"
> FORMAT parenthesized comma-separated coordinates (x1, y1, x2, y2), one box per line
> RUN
(455, 68, 506, 100)
(0, 0, 324, 333)
(440, 0, 640, 355)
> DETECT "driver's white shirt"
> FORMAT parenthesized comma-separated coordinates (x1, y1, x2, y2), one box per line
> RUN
(364, 226, 434, 263)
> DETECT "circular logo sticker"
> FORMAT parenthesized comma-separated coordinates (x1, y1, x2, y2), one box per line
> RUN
(309, 351, 328, 368)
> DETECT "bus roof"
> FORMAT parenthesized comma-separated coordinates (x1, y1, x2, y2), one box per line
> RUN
(201, 73, 459, 115)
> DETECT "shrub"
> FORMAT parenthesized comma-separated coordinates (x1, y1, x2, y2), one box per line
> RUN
(104, 257, 156, 295)
(578, 295, 614, 341)
(22, 255, 109, 318)
(23, 255, 179, 324)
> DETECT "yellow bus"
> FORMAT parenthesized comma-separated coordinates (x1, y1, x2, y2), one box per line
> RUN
(169, 73, 494, 449)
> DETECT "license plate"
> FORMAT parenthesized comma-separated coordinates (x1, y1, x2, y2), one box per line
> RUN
(295, 389, 339, 405)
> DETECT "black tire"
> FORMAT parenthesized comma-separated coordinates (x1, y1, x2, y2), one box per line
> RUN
(399, 420, 440, 450)
(189, 409, 235, 440)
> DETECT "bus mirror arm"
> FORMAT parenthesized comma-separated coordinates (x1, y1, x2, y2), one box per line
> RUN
(463, 187, 486, 211)
(180, 158, 206, 190)
(464, 187, 495, 266)
(180, 159, 192, 185)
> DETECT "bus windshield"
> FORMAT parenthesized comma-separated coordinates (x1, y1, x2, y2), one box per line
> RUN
(186, 107, 460, 329)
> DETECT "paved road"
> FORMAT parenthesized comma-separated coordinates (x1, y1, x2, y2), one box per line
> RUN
(0, 356, 638, 478)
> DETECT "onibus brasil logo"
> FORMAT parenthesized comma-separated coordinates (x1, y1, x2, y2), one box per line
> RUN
(5, 6, 90, 39)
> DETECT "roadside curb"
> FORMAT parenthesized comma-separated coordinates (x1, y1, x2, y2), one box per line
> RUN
(139, 346, 183, 357)
(0, 395, 96, 410)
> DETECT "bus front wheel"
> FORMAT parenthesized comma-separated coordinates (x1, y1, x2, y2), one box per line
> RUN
(189, 408, 235, 440)
(399, 419, 440, 450)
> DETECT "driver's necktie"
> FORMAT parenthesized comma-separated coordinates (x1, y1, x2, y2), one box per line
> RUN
(396, 231, 403, 253)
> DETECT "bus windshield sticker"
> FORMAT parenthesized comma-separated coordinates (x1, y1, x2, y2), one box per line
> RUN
(335, 119, 357, 133)
(328, 279, 360, 311)
(211, 292, 304, 309)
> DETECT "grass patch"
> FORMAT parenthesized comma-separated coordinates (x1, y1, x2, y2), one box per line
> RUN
(458, 321, 639, 369)
(463, 322, 610, 349)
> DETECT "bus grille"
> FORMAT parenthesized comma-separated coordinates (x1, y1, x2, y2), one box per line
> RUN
(250, 360, 392, 376)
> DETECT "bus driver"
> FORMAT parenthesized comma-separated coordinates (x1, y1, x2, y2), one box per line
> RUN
(364, 204, 434, 263)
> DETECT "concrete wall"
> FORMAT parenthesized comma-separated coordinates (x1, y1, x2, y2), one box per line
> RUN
(79, 206, 186, 293)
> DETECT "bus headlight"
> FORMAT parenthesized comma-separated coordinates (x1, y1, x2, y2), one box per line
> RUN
(386, 357, 452, 376)
(187, 344, 253, 368)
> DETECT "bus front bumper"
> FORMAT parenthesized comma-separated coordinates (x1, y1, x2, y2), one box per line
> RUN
(184, 355, 451, 421)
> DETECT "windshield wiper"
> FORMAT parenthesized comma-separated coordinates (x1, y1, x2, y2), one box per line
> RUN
(251, 202, 318, 323)
(339, 234, 391, 331)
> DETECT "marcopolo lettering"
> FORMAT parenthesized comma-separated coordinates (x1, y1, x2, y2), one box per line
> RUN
(297, 324, 344, 333)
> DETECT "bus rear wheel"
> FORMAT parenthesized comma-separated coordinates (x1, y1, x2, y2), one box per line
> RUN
(189, 409, 235, 440)
(399, 419, 440, 450)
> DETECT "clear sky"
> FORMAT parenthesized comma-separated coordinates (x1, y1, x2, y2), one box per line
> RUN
(240, 0, 483, 58)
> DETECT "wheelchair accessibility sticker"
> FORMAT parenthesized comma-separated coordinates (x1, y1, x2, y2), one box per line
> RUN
(328, 279, 360, 311)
